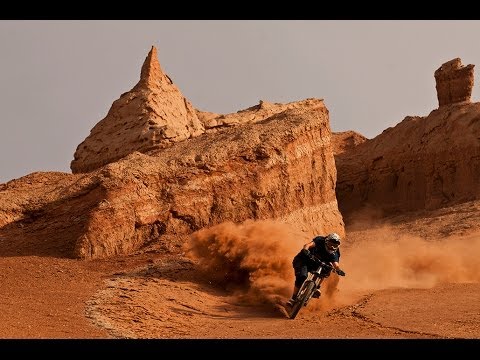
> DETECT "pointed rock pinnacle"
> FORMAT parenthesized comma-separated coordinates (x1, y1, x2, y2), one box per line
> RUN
(71, 45, 205, 174)
(135, 46, 166, 89)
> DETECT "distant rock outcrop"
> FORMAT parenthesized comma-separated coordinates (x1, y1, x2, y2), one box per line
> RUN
(435, 58, 474, 107)
(331, 131, 368, 156)
(336, 59, 480, 221)
(0, 46, 343, 259)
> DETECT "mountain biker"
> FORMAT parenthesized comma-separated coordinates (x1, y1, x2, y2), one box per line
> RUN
(286, 233, 345, 307)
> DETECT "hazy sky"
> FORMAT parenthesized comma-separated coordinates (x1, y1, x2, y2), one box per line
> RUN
(1, 20, 480, 183)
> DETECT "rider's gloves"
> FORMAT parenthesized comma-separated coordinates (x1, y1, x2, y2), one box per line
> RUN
(336, 269, 346, 276)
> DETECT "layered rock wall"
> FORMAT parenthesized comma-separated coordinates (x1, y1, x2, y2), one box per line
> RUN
(71, 100, 343, 258)
(336, 104, 480, 221)
(1, 53, 343, 260)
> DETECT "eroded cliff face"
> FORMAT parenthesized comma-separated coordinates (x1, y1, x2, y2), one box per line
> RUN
(336, 58, 480, 223)
(0, 100, 342, 259)
(74, 99, 342, 259)
(0, 47, 343, 259)
(336, 102, 480, 222)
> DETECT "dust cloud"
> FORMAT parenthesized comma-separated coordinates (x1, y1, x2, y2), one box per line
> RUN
(291, 228, 480, 315)
(341, 227, 480, 293)
(185, 219, 480, 314)
(184, 219, 305, 305)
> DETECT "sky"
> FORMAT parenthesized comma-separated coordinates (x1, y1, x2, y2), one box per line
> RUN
(1, 20, 480, 184)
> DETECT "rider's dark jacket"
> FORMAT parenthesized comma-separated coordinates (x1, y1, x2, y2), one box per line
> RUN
(293, 235, 340, 272)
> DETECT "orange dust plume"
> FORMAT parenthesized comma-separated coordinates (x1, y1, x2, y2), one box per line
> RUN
(341, 227, 480, 293)
(184, 219, 305, 306)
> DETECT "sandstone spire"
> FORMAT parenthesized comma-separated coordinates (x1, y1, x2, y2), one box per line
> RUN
(434, 58, 474, 107)
(134, 46, 165, 89)
(71, 45, 205, 174)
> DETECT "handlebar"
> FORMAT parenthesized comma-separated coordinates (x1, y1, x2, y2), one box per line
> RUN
(308, 254, 332, 268)
(306, 252, 345, 276)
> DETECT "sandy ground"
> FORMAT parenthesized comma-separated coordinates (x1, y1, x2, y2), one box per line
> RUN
(1, 201, 479, 353)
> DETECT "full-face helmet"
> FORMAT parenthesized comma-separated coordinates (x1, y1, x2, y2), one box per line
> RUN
(325, 233, 341, 254)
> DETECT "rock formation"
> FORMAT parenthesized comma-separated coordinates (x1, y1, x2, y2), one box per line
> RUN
(0, 46, 343, 259)
(331, 131, 368, 155)
(11, 50, 480, 260)
(434, 58, 474, 107)
(71, 46, 205, 174)
(336, 59, 480, 222)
